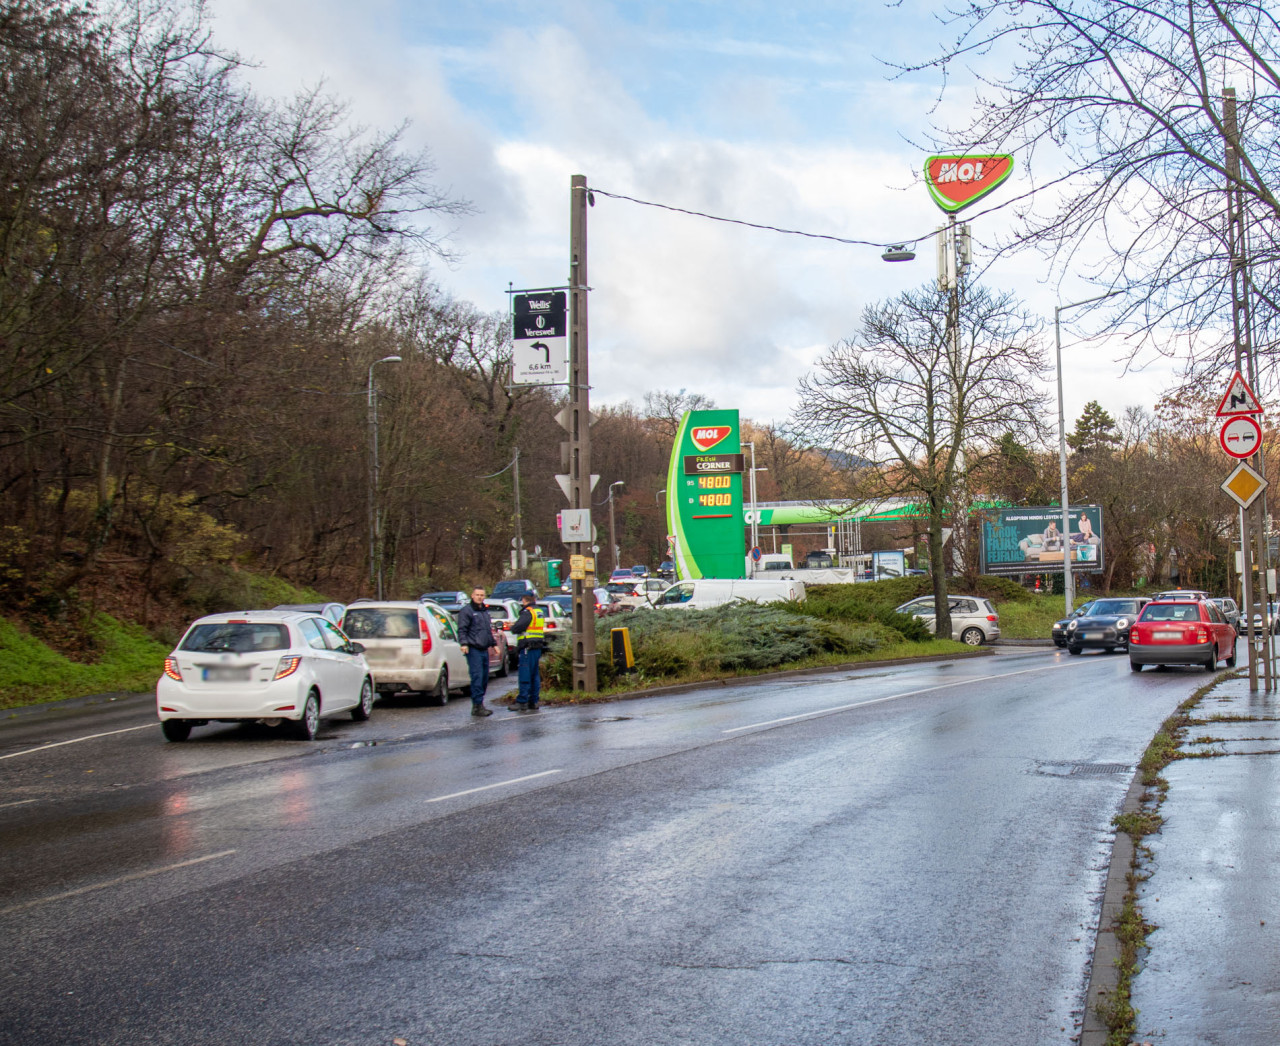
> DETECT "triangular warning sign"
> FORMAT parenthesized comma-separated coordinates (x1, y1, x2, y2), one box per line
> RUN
(1216, 371, 1263, 417)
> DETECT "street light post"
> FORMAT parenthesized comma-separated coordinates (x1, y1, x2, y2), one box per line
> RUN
(608, 481, 624, 573)
(367, 355, 401, 599)
(1054, 292, 1116, 616)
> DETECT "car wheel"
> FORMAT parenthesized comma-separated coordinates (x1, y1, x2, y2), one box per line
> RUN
(960, 627, 984, 646)
(1226, 644, 1238, 668)
(430, 667, 449, 707)
(494, 649, 509, 678)
(351, 677, 374, 721)
(1206, 650, 1218, 672)
(1129, 661, 1143, 673)
(293, 691, 320, 740)
(161, 719, 192, 742)
(1068, 645, 1082, 656)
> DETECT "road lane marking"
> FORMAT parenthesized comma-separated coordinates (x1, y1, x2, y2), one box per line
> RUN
(0, 798, 37, 809)
(427, 769, 563, 803)
(0, 850, 237, 917)
(0, 723, 155, 761)
(723, 663, 1072, 734)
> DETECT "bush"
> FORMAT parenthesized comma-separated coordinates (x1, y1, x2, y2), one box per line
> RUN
(542, 603, 883, 690)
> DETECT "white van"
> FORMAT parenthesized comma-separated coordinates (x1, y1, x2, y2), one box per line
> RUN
(651, 578, 805, 610)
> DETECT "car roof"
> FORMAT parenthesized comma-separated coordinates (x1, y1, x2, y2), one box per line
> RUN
(187, 610, 315, 625)
(344, 600, 425, 609)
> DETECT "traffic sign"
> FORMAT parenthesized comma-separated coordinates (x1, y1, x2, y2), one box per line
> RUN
(1221, 461, 1268, 509)
(511, 292, 567, 385)
(750, 547, 762, 561)
(1215, 370, 1263, 417)
(1220, 415, 1262, 458)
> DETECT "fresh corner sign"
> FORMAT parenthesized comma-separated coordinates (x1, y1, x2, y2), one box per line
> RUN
(666, 410, 745, 580)
(924, 154, 1014, 213)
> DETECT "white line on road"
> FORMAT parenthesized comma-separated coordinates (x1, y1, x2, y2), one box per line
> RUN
(0, 798, 38, 809)
(0, 849, 237, 917)
(427, 769, 563, 803)
(0, 723, 155, 761)
(723, 663, 1072, 734)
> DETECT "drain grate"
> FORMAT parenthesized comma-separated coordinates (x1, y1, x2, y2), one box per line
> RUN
(1036, 761, 1133, 777)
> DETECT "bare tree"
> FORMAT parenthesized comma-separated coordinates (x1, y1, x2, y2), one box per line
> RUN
(910, 1, 1280, 378)
(795, 283, 1046, 635)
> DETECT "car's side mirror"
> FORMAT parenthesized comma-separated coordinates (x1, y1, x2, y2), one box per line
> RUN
(347, 642, 365, 655)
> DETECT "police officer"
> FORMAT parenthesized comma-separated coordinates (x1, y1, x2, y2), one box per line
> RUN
(509, 592, 548, 712)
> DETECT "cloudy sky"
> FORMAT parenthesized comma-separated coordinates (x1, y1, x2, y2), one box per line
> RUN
(208, 0, 1181, 431)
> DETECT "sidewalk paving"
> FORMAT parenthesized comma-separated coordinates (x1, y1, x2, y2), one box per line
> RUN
(1126, 674, 1280, 1044)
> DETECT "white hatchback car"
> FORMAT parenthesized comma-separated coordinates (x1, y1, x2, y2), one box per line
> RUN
(894, 595, 1001, 645)
(341, 600, 470, 704)
(157, 611, 374, 742)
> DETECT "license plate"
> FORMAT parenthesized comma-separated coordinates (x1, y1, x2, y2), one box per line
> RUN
(202, 666, 251, 682)
(1084, 632, 1104, 640)
(1153, 631, 1181, 640)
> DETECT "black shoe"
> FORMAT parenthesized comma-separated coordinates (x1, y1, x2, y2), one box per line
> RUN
(510, 702, 527, 712)
(471, 705, 493, 717)
(526, 704, 540, 712)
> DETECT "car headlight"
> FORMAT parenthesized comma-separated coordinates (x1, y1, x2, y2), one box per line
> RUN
(1067, 620, 1078, 630)
(1116, 618, 1129, 630)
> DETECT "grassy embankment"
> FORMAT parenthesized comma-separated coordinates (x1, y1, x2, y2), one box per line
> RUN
(0, 569, 326, 712)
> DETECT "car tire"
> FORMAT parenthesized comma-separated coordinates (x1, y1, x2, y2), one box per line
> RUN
(1226, 644, 1238, 668)
(1068, 645, 1082, 656)
(161, 719, 192, 742)
(1129, 661, 1143, 673)
(1206, 650, 1218, 672)
(960, 627, 984, 646)
(351, 678, 374, 721)
(494, 650, 509, 678)
(293, 691, 320, 740)
(430, 667, 449, 707)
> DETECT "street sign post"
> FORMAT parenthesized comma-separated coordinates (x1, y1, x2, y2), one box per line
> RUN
(1222, 461, 1267, 509)
(1220, 415, 1263, 458)
(511, 292, 567, 384)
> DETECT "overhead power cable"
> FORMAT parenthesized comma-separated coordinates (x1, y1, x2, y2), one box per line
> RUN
(586, 185, 934, 250)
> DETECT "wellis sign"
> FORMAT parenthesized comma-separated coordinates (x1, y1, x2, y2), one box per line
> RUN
(924, 154, 1014, 213)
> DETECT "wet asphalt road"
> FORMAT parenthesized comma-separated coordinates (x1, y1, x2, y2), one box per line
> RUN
(0, 648, 1213, 1045)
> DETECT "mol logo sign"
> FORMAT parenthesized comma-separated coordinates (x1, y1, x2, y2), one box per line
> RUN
(690, 426, 732, 452)
(924, 154, 1014, 213)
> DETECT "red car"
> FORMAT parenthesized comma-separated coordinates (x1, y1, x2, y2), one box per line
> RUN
(1128, 597, 1237, 672)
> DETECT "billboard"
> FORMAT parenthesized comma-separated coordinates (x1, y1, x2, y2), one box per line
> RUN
(666, 410, 745, 579)
(980, 506, 1104, 577)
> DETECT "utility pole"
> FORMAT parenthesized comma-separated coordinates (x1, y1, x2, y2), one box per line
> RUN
(367, 354, 401, 599)
(608, 480, 624, 573)
(512, 447, 524, 572)
(1224, 88, 1272, 691)
(568, 175, 597, 691)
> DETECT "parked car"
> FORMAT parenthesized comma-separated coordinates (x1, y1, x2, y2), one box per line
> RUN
(1209, 597, 1240, 629)
(433, 599, 509, 677)
(1244, 600, 1280, 636)
(609, 569, 635, 583)
(1064, 597, 1149, 654)
(491, 579, 537, 600)
(630, 564, 649, 577)
(652, 578, 806, 610)
(272, 603, 346, 626)
(341, 600, 470, 703)
(535, 599, 571, 643)
(156, 610, 374, 742)
(420, 591, 468, 613)
(1051, 600, 1096, 647)
(657, 560, 675, 580)
(894, 595, 1000, 646)
(1150, 589, 1211, 601)
(543, 593, 573, 614)
(484, 598, 524, 669)
(1129, 597, 1237, 671)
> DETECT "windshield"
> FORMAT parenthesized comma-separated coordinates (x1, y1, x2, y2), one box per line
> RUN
(1141, 603, 1202, 622)
(180, 622, 289, 653)
(1087, 600, 1141, 616)
(605, 583, 635, 594)
(342, 608, 420, 639)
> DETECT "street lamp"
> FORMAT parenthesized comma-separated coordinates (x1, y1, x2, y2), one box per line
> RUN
(367, 354, 401, 599)
(608, 481, 624, 573)
(1054, 292, 1117, 616)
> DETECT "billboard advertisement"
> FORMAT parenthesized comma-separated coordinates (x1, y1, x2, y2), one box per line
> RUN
(980, 506, 1104, 577)
(665, 410, 745, 579)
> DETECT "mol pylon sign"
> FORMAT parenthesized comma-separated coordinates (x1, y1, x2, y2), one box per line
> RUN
(665, 410, 746, 580)
(924, 154, 1014, 213)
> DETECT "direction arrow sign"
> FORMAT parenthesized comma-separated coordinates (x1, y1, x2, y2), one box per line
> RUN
(1220, 415, 1263, 458)
(1215, 370, 1263, 417)
(1221, 461, 1268, 509)
(512, 292, 567, 385)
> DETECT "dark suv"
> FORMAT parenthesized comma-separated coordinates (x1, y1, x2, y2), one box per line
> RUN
(491, 579, 536, 600)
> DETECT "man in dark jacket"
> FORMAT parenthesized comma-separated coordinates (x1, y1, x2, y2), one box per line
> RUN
(509, 591, 548, 712)
(456, 587, 497, 716)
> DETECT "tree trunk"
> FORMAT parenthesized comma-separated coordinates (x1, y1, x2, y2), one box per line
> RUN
(928, 497, 951, 639)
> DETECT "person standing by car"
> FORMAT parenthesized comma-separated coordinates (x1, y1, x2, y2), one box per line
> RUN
(456, 587, 497, 716)
(509, 591, 548, 711)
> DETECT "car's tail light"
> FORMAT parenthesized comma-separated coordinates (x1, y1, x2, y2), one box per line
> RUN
(420, 621, 433, 655)
(163, 657, 182, 681)
(986, 615, 998, 622)
(274, 656, 302, 680)
(1194, 627, 1210, 644)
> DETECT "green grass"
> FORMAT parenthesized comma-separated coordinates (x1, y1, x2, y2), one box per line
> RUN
(0, 614, 168, 710)
(995, 596, 1076, 639)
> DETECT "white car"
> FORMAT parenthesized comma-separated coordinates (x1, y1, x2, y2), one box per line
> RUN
(157, 611, 375, 742)
(894, 595, 1001, 645)
(342, 600, 470, 704)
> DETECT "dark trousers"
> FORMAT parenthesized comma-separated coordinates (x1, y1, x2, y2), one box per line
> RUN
(517, 646, 543, 705)
(465, 648, 490, 705)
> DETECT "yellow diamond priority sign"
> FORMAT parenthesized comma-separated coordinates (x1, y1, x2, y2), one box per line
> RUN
(1222, 461, 1268, 509)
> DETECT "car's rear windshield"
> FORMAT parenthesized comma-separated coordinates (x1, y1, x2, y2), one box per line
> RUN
(605, 583, 635, 594)
(1089, 600, 1141, 615)
(342, 608, 420, 639)
(180, 622, 289, 653)
(1140, 603, 1201, 622)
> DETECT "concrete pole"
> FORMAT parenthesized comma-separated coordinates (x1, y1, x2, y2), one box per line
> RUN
(367, 355, 400, 599)
(512, 447, 524, 573)
(569, 175, 597, 691)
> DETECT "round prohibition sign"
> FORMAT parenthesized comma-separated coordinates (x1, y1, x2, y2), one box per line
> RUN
(1220, 414, 1263, 459)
